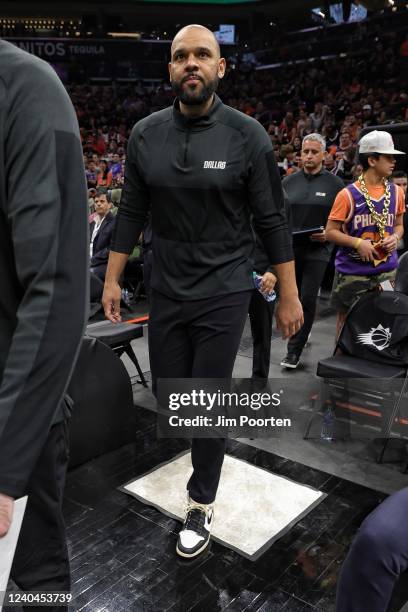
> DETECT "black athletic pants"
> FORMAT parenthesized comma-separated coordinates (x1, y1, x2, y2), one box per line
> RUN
(9, 421, 70, 612)
(149, 288, 252, 504)
(248, 289, 275, 380)
(287, 246, 328, 357)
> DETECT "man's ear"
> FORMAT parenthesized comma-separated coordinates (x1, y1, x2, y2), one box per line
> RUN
(168, 63, 172, 82)
(218, 58, 226, 79)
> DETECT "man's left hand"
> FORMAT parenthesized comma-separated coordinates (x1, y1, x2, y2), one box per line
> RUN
(275, 294, 304, 339)
(310, 230, 326, 243)
(260, 272, 277, 294)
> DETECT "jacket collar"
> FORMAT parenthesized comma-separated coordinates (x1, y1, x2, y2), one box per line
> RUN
(172, 94, 224, 131)
(92, 211, 113, 228)
(302, 168, 325, 180)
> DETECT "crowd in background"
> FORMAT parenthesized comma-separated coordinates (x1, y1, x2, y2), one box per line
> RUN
(76, 25, 407, 200)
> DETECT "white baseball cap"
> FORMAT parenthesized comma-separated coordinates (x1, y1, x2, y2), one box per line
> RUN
(358, 130, 405, 155)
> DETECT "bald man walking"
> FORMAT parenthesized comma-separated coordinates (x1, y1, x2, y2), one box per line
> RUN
(103, 25, 303, 558)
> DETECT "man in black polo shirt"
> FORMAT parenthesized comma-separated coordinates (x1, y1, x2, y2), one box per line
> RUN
(103, 24, 303, 559)
(281, 133, 344, 368)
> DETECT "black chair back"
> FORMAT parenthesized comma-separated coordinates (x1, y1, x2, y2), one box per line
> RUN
(395, 251, 408, 296)
(67, 336, 135, 468)
(338, 291, 408, 367)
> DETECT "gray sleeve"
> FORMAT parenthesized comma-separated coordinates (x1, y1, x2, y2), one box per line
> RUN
(0, 59, 88, 498)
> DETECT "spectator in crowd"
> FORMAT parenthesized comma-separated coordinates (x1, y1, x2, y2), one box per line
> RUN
(337, 131, 354, 155)
(91, 152, 101, 169)
(362, 104, 374, 126)
(110, 152, 121, 174)
(88, 187, 97, 220)
(254, 100, 272, 126)
(85, 160, 99, 189)
(279, 144, 296, 174)
(324, 152, 336, 172)
(110, 156, 125, 206)
(326, 131, 405, 341)
(333, 146, 358, 181)
(292, 135, 302, 155)
(392, 169, 408, 195)
(324, 123, 340, 150)
(309, 102, 327, 132)
(90, 189, 115, 281)
(279, 111, 297, 143)
(96, 159, 113, 188)
(0, 39, 88, 609)
(343, 114, 361, 142)
(280, 133, 344, 368)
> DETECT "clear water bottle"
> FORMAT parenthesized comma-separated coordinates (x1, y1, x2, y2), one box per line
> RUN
(252, 272, 277, 303)
(321, 406, 335, 441)
(122, 288, 131, 304)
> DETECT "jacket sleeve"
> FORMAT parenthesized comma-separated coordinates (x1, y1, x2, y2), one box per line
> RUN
(0, 58, 88, 498)
(247, 121, 293, 265)
(110, 124, 150, 254)
(91, 248, 110, 267)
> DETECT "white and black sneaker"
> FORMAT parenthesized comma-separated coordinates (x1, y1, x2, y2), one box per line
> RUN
(176, 498, 214, 559)
(280, 353, 300, 369)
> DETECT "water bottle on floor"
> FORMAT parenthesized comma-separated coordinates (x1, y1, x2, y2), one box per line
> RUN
(321, 405, 335, 441)
(122, 288, 132, 305)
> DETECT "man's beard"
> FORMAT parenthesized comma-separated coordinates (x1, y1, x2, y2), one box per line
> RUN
(172, 75, 219, 106)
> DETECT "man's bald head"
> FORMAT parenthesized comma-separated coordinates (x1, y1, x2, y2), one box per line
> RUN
(171, 24, 220, 58)
(168, 24, 226, 113)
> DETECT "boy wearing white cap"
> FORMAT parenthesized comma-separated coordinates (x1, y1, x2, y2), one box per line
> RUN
(325, 130, 406, 339)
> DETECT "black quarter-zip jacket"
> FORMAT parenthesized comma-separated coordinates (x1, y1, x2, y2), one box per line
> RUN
(0, 41, 88, 497)
(112, 95, 293, 300)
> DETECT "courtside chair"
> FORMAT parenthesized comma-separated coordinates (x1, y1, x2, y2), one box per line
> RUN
(86, 319, 148, 387)
(304, 291, 408, 464)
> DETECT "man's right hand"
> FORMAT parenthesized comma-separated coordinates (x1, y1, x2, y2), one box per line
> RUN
(0, 493, 14, 537)
(102, 281, 122, 323)
(275, 294, 304, 339)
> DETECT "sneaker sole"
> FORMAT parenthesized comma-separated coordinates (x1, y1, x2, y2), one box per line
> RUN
(280, 361, 298, 369)
(176, 537, 210, 559)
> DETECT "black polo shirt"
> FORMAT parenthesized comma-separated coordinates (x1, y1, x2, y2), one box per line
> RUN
(283, 168, 344, 262)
